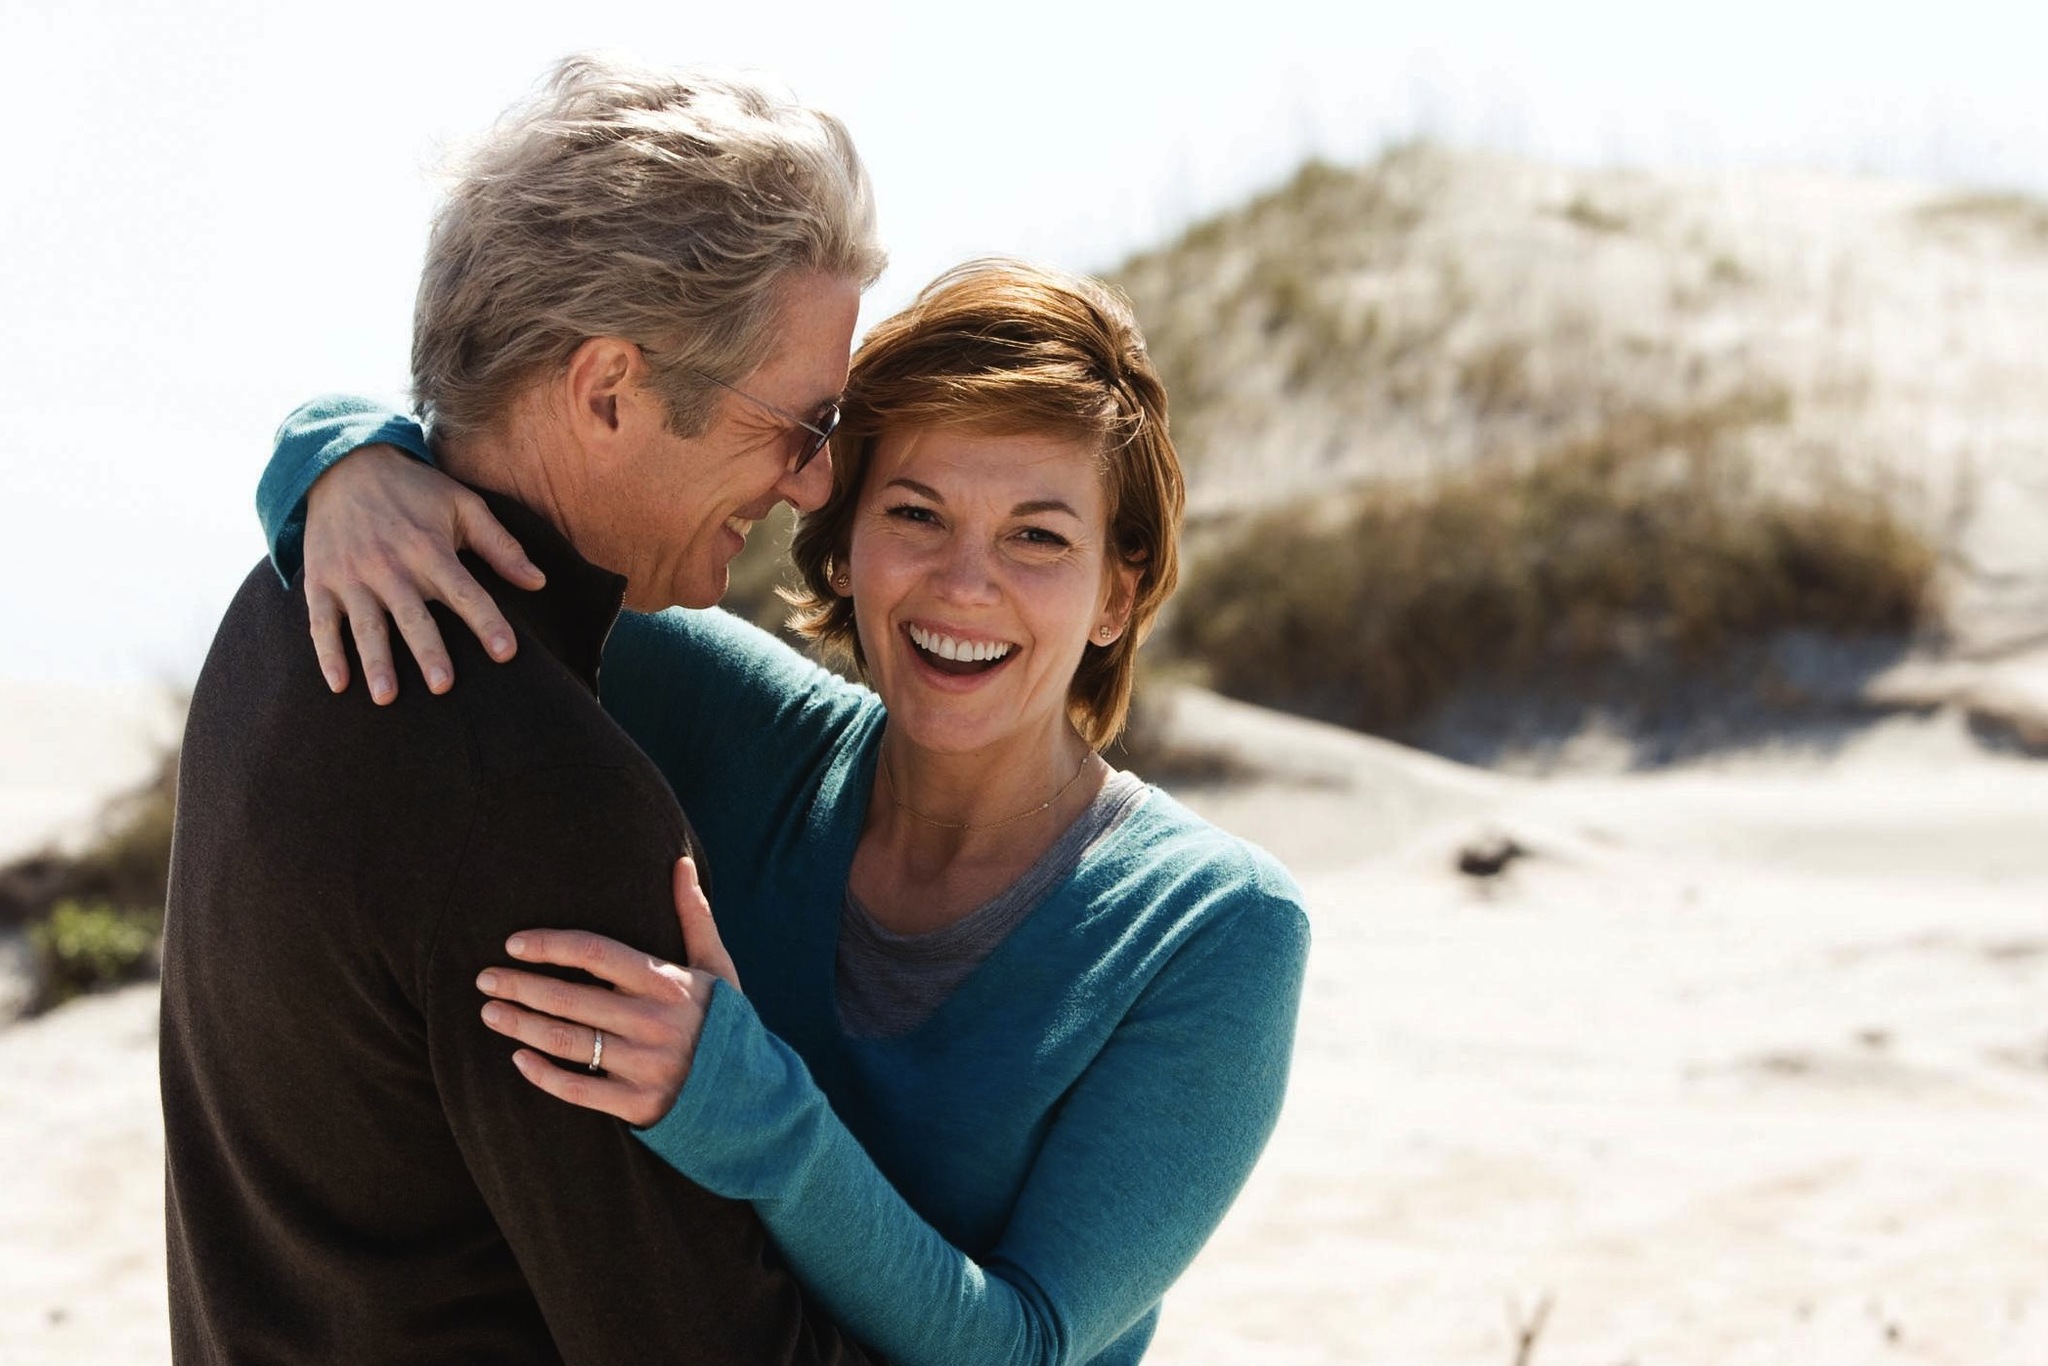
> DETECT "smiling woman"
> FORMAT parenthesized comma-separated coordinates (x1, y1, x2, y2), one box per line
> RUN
(833, 427, 1136, 773)
(252, 259, 1307, 1365)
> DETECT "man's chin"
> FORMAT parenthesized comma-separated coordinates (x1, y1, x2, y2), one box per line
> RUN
(625, 575, 724, 613)
(677, 571, 731, 613)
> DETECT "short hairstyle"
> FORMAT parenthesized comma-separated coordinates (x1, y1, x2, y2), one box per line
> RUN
(412, 55, 886, 440)
(787, 260, 1185, 749)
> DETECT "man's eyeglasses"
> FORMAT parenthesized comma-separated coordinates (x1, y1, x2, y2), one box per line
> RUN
(696, 372, 840, 475)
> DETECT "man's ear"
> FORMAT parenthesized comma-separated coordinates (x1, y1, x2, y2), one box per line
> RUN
(561, 337, 641, 442)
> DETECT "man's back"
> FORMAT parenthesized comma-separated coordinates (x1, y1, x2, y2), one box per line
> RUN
(162, 500, 866, 1364)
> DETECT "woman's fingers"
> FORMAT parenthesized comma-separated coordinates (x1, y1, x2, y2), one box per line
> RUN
(480, 985, 704, 1130)
(340, 585, 401, 705)
(674, 857, 740, 990)
(481, 997, 611, 1064)
(503, 928, 677, 995)
(509, 1049, 661, 1127)
(454, 494, 546, 595)
(307, 586, 352, 694)
(300, 444, 536, 694)
(475, 965, 648, 1037)
(428, 550, 520, 665)
(383, 574, 457, 695)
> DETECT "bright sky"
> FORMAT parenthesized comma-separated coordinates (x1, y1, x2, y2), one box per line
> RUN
(5, 0, 2044, 686)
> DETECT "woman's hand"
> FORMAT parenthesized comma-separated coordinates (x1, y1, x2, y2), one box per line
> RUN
(475, 858, 741, 1128)
(304, 444, 547, 704)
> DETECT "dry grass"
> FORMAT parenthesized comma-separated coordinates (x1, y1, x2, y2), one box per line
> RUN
(1560, 193, 1631, 235)
(1165, 391, 1939, 738)
(1916, 191, 2048, 247)
(0, 747, 177, 930)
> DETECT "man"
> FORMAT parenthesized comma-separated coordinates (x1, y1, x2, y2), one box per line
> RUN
(161, 57, 883, 1364)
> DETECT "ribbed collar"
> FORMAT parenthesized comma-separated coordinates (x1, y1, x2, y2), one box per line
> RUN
(469, 487, 627, 694)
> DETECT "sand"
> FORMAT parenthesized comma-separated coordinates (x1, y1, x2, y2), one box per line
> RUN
(4, 684, 2046, 1365)
(1152, 695, 2048, 1366)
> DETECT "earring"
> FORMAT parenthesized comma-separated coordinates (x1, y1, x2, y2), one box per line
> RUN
(833, 571, 850, 590)
(1096, 626, 1116, 642)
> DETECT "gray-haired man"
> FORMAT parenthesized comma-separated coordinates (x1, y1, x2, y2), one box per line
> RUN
(162, 58, 883, 1364)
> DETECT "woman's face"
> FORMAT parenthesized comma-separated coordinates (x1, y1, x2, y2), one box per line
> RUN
(841, 426, 1137, 759)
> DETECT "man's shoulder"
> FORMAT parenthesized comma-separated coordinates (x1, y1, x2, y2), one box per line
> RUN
(199, 559, 621, 753)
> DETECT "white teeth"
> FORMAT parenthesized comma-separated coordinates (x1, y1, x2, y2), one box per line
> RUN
(724, 516, 754, 538)
(908, 624, 1012, 663)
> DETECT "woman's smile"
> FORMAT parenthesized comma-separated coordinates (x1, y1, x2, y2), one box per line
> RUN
(903, 621, 1017, 677)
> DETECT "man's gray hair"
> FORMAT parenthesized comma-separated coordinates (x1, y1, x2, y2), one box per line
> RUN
(412, 55, 886, 439)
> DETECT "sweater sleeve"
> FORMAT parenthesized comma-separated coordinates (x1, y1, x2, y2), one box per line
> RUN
(425, 762, 875, 1366)
(258, 396, 433, 584)
(637, 895, 1311, 1366)
(600, 606, 873, 868)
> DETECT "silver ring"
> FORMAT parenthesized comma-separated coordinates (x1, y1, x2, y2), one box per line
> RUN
(589, 1028, 605, 1071)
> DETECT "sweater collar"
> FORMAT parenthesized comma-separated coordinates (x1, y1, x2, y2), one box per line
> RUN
(468, 487, 627, 693)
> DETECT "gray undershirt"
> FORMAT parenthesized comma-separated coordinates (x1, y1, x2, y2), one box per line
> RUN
(836, 769, 1151, 1040)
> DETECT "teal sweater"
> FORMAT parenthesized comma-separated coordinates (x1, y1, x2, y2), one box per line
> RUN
(262, 399, 1311, 1366)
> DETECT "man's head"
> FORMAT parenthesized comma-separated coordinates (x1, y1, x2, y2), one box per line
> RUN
(414, 56, 884, 608)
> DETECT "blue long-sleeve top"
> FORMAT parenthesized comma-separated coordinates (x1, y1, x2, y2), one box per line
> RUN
(261, 398, 1312, 1365)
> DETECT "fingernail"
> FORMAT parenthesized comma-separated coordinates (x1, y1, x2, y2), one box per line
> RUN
(521, 561, 544, 583)
(481, 1002, 507, 1026)
(476, 970, 498, 992)
(428, 666, 451, 691)
(506, 935, 527, 956)
(488, 636, 513, 659)
(371, 676, 394, 701)
(323, 667, 343, 692)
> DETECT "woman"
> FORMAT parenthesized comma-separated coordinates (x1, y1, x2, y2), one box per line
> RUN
(260, 261, 1308, 1365)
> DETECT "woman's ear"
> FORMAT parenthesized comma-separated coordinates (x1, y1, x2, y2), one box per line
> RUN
(1094, 558, 1142, 646)
(830, 555, 854, 599)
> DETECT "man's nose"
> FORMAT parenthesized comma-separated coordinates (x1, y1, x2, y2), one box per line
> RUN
(779, 447, 834, 514)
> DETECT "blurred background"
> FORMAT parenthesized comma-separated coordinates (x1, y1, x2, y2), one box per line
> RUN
(5, 2, 2046, 1362)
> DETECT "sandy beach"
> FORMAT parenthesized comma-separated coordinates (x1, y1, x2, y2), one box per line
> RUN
(4, 683, 2045, 1365)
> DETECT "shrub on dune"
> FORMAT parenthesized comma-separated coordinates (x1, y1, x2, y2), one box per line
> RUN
(1166, 392, 1938, 737)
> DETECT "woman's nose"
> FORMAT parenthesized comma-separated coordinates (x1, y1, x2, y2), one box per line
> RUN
(930, 537, 1000, 603)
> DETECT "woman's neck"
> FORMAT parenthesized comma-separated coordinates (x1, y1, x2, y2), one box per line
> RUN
(853, 721, 1107, 931)
(881, 715, 1095, 829)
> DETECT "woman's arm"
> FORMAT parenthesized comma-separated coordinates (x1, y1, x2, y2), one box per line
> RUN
(486, 871, 1310, 1365)
(261, 397, 543, 702)
(654, 900, 1309, 1366)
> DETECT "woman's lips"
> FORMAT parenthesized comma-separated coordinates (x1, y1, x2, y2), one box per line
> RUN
(903, 623, 1016, 679)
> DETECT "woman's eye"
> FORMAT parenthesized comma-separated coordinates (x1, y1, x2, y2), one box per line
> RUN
(885, 503, 939, 525)
(1016, 527, 1071, 549)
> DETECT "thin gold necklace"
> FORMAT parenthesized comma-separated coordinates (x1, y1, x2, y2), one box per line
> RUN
(880, 745, 1095, 833)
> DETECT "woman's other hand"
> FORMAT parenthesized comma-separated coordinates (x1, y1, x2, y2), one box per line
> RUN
(476, 858, 741, 1128)
(305, 444, 546, 703)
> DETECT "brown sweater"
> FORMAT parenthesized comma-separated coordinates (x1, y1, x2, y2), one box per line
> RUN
(161, 492, 873, 1365)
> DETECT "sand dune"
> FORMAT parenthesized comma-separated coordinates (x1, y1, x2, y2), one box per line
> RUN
(5, 688, 2046, 1364)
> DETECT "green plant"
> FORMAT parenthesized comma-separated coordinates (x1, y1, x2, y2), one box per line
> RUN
(29, 899, 163, 1011)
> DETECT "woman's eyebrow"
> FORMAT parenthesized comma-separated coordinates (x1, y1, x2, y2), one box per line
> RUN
(1011, 498, 1081, 519)
(881, 478, 1080, 520)
(883, 477, 944, 501)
